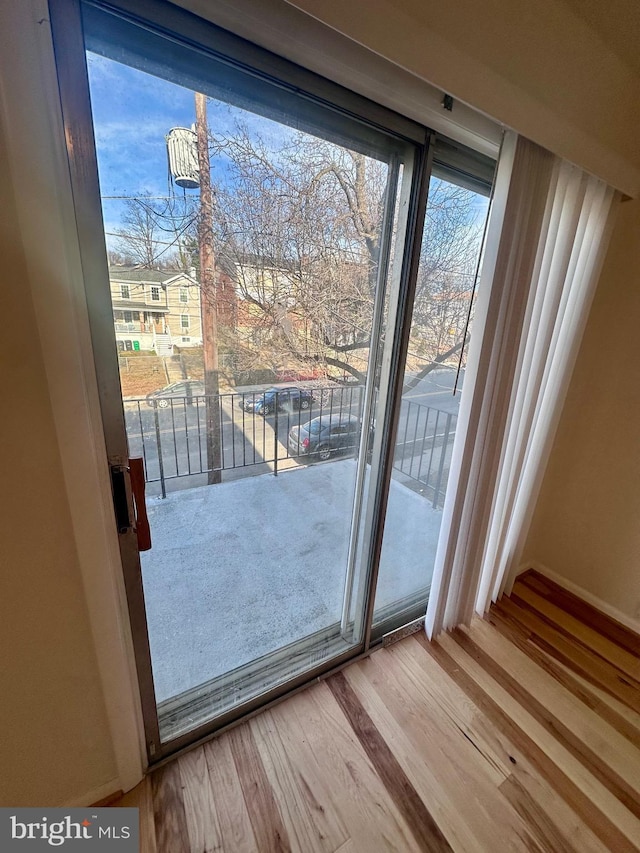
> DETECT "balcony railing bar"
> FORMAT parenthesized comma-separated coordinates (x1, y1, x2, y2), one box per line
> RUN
(124, 386, 456, 508)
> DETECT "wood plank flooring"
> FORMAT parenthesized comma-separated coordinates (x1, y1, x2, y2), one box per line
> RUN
(115, 570, 640, 852)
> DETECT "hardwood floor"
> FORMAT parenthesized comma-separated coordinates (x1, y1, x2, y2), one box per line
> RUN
(116, 571, 640, 851)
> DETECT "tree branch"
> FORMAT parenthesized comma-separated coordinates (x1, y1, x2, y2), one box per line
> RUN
(402, 336, 468, 394)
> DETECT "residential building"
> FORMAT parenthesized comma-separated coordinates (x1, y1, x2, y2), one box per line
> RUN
(2, 0, 640, 827)
(109, 267, 202, 354)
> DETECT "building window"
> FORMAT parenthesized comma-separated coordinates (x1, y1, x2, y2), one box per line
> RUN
(180, 314, 190, 330)
(179, 286, 189, 303)
(150, 286, 161, 301)
(124, 310, 134, 323)
(120, 284, 130, 299)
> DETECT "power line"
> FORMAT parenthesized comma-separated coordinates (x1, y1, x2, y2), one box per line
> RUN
(102, 195, 185, 200)
(104, 231, 186, 247)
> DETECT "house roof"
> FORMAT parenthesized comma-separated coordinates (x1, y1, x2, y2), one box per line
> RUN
(109, 267, 196, 285)
(114, 301, 169, 312)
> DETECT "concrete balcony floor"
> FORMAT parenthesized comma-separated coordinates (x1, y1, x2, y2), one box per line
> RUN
(141, 459, 443, 701)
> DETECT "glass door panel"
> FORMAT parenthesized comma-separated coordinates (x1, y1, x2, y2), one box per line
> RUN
(372, 173, 491, 634)
(84, 9, 419, 746)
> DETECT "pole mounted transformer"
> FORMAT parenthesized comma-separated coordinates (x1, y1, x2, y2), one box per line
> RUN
(166, 126, 199, 189)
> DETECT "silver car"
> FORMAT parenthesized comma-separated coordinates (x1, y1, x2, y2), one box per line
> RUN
(146, 380, 205, 408)
(288, 413, 360, 461)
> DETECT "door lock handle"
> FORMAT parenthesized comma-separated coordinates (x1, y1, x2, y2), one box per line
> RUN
(129, 457, 152, 551)
(110, 463, 130, 535)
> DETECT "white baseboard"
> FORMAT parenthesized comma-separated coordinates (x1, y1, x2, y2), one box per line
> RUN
(62, 778, 121, 809)
(514, 561, 640, 635)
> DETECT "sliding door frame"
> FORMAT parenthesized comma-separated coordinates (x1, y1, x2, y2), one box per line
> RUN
(49, 0, 492, 764)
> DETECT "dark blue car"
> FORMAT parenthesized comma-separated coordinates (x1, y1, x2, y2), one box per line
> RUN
(241, 386, 314, 415)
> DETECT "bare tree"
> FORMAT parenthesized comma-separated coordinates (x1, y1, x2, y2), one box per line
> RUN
(109, 112, 487, 385)
(409, 179, 485, 373)
(112, 195, 198, 270)
(208, 121, 485, 381)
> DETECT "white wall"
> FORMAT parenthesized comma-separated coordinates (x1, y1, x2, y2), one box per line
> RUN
(285, 0, 640, 196)
(0, 0, 144, 806)
(0, 105, 119, 807)
(524, 197, 640, 623)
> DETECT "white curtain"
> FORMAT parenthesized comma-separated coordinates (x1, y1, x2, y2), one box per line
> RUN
(425, 132, 619, 637)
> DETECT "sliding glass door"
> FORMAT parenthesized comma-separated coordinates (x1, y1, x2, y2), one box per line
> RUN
(372, 171, 491, 637)
(51, 0, 493, 760)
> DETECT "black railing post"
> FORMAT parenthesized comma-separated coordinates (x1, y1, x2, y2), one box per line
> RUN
(218, 392, 225, 474)
(136, 401, 148, 479)
(153, 404, 166, 499)
(425, 408, 440, 494)
(432, 412, 452, 509)
(400, 400, 411, 471)
(273, 392, 279, 477)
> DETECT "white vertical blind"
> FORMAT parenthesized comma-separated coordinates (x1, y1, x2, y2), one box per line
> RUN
(426, 132, 619, 637)
(478, 163, 619, 611)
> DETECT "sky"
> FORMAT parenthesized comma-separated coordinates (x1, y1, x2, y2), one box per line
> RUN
(87, 52, 194, 235)
(86, 51, 489, 260)
(86, 51, 296, 249)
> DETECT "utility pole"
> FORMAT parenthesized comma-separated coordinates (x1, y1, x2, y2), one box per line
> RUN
(195, 92, 222, 485)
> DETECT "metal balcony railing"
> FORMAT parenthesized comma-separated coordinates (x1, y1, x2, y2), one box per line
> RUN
(123, 385, 457, 505)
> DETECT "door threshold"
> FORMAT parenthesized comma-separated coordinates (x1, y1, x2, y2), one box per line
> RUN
(382, 615, 425, 646)
(157, 623, 355, 746)
(151, 631, 378, 766)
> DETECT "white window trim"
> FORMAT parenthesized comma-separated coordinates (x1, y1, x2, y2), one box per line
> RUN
(195, 0, 501, 159)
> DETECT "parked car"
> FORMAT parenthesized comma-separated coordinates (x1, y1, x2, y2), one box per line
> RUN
(146, 380, 205, 408)
(288, 413, 361, 461)
(241, 386, 314, 415)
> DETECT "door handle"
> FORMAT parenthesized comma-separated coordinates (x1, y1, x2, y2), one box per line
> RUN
(110, 463, 131, 535)
(109, 459, 151, 550)
(129, 457, 152, 551)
